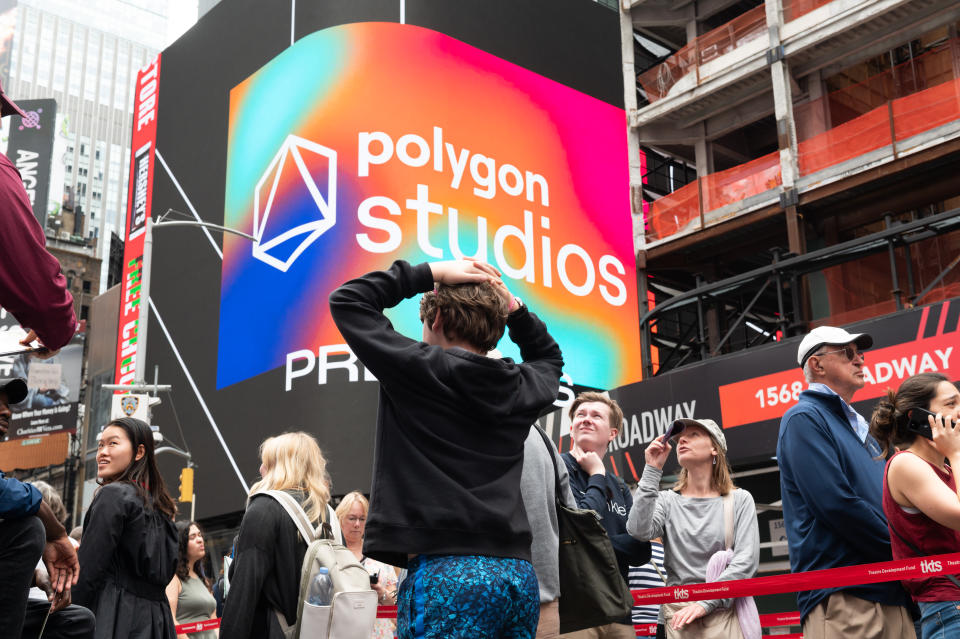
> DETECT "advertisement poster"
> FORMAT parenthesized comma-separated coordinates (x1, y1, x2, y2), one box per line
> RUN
(133, 0, 629, 518)
(7, 98, 57, 227)
(604, 297, 960, 481)
(0, 307, 83, 439)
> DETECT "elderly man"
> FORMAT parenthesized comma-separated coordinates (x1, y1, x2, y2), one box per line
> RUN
(778, 326, 915, 639)
(561, 392, 651, 639)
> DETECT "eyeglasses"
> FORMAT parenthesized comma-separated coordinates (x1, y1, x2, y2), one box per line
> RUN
(813, 345, 865, 362)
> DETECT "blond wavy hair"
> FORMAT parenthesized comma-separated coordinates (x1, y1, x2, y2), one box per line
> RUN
(250, 432, 331, 524)
(334, 490, 369, 521)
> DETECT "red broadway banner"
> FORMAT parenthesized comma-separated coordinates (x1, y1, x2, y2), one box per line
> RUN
(632, 551, 960, 605)
(719, 301, 958, 429)
(114, 54, 161, 390)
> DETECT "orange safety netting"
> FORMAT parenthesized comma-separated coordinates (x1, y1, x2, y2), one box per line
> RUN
(646, 152, 782, 243)
(892, 77, 960, 141)
(701, 151, 782, 212)
(782, 0, 832, 23)
(637, 5, 766, 103)
(796, 104, 891, 176)
(795, 41, 960, 176)
(646, 181, 700, 242)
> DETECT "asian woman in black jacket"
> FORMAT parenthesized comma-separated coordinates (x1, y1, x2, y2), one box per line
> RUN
(73, 417, 179, 639)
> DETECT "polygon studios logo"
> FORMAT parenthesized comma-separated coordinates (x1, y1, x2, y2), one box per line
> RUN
(252, 135, 337, 272)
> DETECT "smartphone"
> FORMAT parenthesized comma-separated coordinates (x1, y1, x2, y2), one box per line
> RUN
(369, 572, 379, 585)
(906, 406, 937, 440)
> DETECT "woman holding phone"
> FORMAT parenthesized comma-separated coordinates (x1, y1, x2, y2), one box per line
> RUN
(335, 491, 398, 639)
(870, 372, 960, 638)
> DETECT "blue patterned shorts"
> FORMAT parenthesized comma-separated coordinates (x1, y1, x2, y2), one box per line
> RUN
(396, 554, 539, 639)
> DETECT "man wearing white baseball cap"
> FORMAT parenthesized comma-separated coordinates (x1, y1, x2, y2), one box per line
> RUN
(778, 326, 916, 638)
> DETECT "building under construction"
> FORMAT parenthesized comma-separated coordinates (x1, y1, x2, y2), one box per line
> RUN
(617, 0, 960, 377)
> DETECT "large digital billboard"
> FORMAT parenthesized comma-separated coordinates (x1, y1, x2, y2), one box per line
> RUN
(219, 22, 638, 391)
(135, 0, 630, 519)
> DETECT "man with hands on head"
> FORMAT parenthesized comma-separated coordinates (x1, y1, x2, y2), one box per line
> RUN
(330, 258, 563, 639)
(0, 377, 85, 639)
(561, 392, 651, 639)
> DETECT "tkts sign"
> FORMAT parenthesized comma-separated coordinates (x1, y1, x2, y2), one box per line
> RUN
(114, 55, 160, 389)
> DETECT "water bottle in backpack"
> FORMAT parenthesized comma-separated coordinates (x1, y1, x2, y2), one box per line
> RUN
(307, 567, 333, 606)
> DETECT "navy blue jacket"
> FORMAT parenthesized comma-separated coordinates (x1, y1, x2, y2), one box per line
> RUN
(562, 452, 651, 581)
(0, 469, 41, 519)
(778, 389, 910, 619)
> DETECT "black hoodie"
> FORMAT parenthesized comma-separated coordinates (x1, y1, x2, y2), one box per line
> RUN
(329, 260, 563, 568)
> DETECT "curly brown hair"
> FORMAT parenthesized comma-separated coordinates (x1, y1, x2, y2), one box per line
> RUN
(419, 281, 509, 352)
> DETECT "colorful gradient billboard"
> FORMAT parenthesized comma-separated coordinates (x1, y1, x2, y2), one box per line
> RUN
(219, 21, 639, 390)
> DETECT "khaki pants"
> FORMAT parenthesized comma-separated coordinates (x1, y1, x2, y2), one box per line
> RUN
(803, 591, 917, 639)
(536, 601, 560, 639)
(560, 622, 635, 639)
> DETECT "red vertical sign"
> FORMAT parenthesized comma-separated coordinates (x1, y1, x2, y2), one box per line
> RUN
(114, 55, 161, 389)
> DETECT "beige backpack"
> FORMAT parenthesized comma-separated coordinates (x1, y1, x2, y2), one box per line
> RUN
(262, 490, 378, 639)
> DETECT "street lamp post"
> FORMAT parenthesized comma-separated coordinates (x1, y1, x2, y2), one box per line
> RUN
(133, 211, 255, 384)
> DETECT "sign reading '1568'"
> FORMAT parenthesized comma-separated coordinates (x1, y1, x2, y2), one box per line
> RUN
(218, 22, 641, 391)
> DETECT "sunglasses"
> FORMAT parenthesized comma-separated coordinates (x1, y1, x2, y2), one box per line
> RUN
(813, 344, 865, 361)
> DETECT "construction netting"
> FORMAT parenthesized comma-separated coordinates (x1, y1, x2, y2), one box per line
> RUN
(645, 152, 782, 244)
(795, 41, 960, 176)
(637, 5, 766, 103)
(816, 228, 960, 327)
(781, 0, 833, 23)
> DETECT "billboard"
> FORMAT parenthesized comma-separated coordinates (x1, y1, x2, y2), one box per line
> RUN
(136, 0, 629, 519)
(219, 22, 638, 391)
(602, 297, 960, 481)
(0, 307, 84, 439)
(7, 98, 57, 227)
(113, 57, 160, 390)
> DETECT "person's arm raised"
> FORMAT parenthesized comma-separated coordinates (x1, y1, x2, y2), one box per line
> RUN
(894, 412, 960, 530)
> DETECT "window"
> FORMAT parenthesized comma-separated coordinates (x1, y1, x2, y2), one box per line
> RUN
(80, 305, 89, 321)
(82, 280, 91, 293)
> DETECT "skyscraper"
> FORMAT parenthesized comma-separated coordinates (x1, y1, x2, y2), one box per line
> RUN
(3, 0, 194, 288)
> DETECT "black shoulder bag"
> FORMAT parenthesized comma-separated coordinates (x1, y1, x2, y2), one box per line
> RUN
(535, 427, 634, 633)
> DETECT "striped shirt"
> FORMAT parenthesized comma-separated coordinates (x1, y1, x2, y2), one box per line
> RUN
(629, 541, 666, 624)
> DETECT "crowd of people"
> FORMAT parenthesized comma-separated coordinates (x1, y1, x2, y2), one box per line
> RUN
(0, 76, 957, 637)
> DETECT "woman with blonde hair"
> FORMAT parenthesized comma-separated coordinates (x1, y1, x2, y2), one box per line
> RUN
(220, 432, 338, 639)
(335, 491, 398, 639)
(628, 419, 760, 638)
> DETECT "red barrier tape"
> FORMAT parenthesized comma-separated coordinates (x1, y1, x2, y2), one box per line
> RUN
(633, 551, 960, 605)
(175, 618, 221, 634)
(759, 611, 802, 627)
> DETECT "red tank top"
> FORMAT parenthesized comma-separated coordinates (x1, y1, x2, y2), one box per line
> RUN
(882, 451, 960, 601)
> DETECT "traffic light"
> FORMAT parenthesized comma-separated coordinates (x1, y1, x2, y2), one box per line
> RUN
(179, 467, 194, 503)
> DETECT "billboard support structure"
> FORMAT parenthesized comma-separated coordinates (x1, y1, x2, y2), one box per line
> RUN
(132, 212, 255, 384)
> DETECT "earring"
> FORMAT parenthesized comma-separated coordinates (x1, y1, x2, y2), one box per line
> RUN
(712, 456, 717, 466)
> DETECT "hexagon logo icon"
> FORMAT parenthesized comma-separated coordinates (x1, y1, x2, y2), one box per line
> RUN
(251, 134, 337, 272)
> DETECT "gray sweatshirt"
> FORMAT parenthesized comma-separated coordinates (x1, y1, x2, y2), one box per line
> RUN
(627, 464, 760, 614)
(521, 426, 577, 604)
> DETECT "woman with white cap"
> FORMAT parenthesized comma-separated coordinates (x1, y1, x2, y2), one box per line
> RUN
(627, 418, 760, 638)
